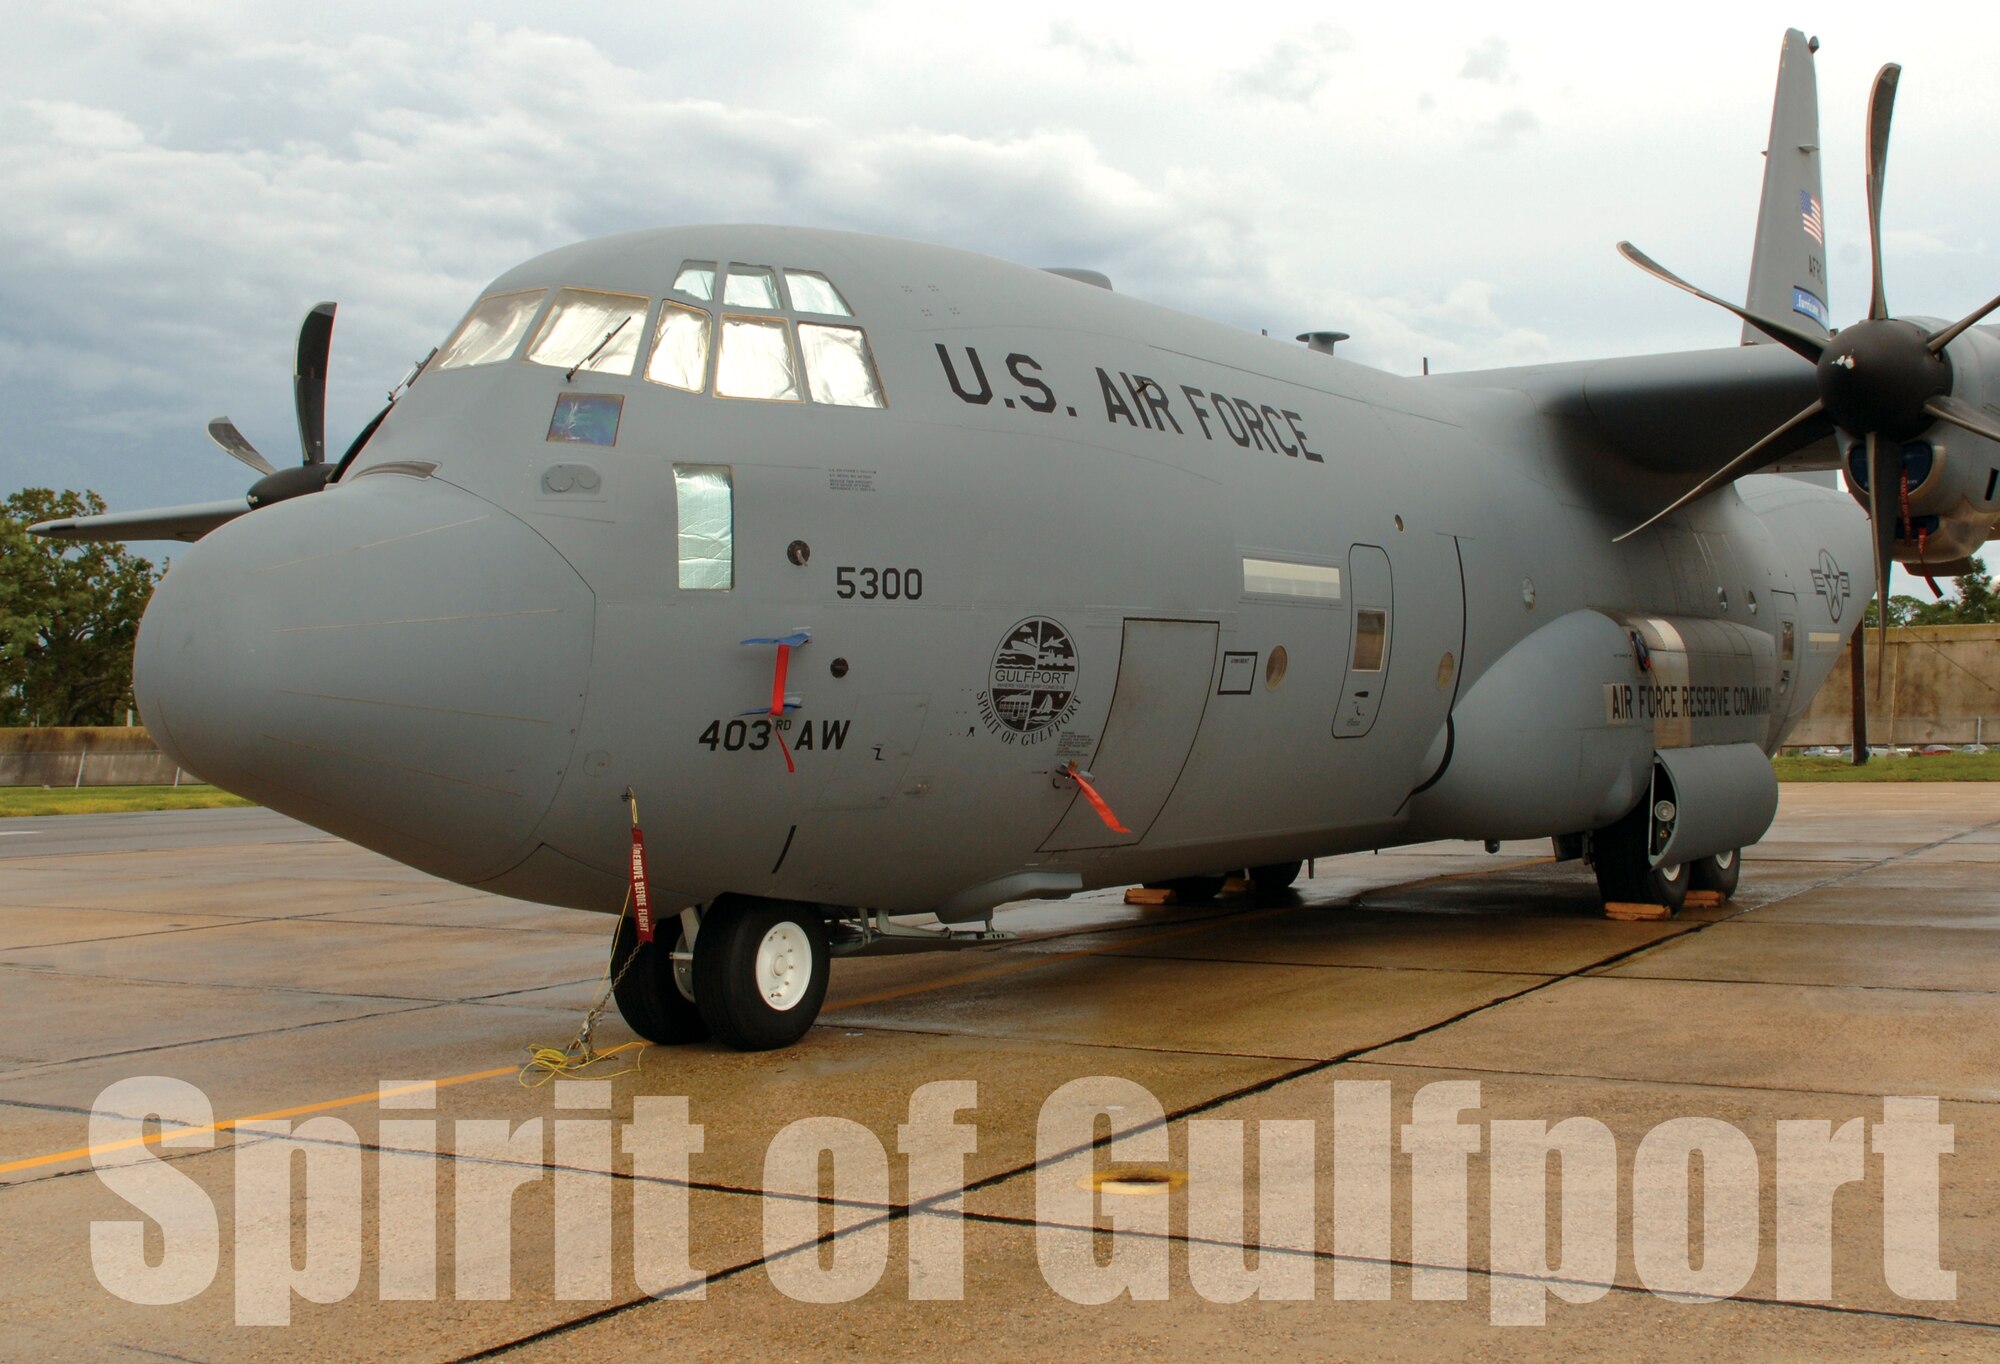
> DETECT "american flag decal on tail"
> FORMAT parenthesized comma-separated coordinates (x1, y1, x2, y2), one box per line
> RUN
(1800, 189, 1824, 244)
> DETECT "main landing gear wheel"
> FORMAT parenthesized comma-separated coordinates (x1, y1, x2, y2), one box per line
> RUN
(610, 911, 709, 1045)
(1143, 875, 1227, 903)
(693, 896, 831, 1051)
(1248, 860, 1304, 896)
(1690, 849, 1741, 899)
(1591, 798, 1689, 913)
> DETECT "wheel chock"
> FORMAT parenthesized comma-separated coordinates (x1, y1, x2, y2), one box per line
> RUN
(1683, 890, 1726, 908)
(1124, 887, 1176, 906)
(1603, 901, 1674, 921)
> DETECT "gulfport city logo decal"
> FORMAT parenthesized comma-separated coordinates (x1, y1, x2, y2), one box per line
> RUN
(978, 616, 1081, 745)
(1812, 548, 1851, 622)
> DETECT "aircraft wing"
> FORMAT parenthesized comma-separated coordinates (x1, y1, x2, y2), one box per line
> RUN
(1432, 342, 1839, 475)
(30, 497, 251, 544)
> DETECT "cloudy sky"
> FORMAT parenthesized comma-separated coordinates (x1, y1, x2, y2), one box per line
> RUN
(5, 1, 1999, 532)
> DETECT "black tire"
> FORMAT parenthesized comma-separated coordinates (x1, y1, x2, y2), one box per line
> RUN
(1144, 875, 1227, 903)
(1689, 848, 1742, 898)
(610, 911, 709, 1045)
(1591, 798, 1689, 913)
(693, 896, 830, 1051)
(1248, 860, 1304, 895)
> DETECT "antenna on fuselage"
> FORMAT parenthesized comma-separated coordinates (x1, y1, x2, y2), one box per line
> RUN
(1298, 331, 1350, 356)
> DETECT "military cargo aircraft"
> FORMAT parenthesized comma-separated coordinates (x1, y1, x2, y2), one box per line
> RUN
(35, 31, 2000, 1049)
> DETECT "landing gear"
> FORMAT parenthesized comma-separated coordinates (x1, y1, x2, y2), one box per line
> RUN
(1590, 796, 1689, 912)
(1143, 875, 1227, 903)
(1690, 849, 1741, 899)
(610, 912, 709, 1045)
(693, 895, 831, 1051)
(1248, 860, 1303, 895)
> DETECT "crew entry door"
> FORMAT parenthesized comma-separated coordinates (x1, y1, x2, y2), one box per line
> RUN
(1040, 619, 1218, 851)
(1334, 545, 1392, 738)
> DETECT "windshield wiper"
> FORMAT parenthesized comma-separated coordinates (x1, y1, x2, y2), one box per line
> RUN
(567, 317, 631, 383)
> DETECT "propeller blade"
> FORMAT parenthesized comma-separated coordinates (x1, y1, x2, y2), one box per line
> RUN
(1865, 431, 1897, 696)
(205, 417, 276, 476)
(1864, 65, 1900, 322)
(1613, 399, 1828, 543)
(1924, 394, 2000, 445)
(1616, 243, 1826, 364)
(294, 301, 336, 466)
(1927, 288, 2000, 354)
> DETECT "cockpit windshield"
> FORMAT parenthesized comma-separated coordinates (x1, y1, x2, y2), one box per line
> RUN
(433, 257, 885, 407)
(525, 289, 647, 375)
(434, 290, 543, 370)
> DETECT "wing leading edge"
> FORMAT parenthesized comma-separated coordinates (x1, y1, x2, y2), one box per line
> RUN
(30, 498, 251, 544)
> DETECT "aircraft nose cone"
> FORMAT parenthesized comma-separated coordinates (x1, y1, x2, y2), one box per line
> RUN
(135, 475, 592, 886)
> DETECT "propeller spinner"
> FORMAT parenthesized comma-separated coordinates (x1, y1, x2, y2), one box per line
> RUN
(1615, 63, 2000, 725)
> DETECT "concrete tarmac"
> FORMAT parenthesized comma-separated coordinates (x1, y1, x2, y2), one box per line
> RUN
(2, 788, 1998, 1359)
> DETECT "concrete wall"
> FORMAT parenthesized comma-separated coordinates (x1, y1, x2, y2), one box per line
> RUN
(0, 726, 187, 786)
(1788, 624, 2000, 748)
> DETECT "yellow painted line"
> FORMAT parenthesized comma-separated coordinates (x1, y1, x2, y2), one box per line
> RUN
(826, 856, 1557, 1013)
(0, 1066, 515, 1176)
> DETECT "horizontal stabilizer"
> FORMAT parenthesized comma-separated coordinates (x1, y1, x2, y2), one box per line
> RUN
(30, 498, 251, 544)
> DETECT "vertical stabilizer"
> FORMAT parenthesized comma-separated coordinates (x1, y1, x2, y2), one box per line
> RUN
(1743, 29, 1830, 344)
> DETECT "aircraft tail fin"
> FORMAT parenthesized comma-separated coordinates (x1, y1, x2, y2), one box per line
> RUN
(1742, 28, 1831, 345)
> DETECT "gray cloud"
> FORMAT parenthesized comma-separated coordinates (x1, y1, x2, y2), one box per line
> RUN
(5, 5, 2000, 519)
(1478, 105, 1541, 149)
(1047, 21, 1136, 68)
(1460, 35, 1512, 83)
(1223, 23, 1351, 102)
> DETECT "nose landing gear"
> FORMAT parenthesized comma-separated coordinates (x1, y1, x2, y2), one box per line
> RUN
(611, 895, 832, 1052)
(693, 896, 832, 1050)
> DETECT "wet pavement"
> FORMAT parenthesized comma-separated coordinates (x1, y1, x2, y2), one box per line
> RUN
(2, 789, 1997, 1360)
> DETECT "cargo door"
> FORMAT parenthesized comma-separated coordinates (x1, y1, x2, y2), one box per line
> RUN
(1040, 619, 1218, 851)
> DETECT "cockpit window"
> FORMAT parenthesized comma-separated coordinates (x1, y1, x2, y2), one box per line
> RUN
(716, 316, 802, 401)
(671, 261, 716, 303)
(723, 265, 780, 310)
(525, 288, 647, 375)
(435, 290, 544, 369)
(646, 302, 712, 392)
(785, 271, 852, 317)
(798, 323, 883, 407)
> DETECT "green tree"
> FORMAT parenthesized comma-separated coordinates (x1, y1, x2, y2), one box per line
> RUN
(0, 489, 160, 726)
(1862, 558, 2000, 628)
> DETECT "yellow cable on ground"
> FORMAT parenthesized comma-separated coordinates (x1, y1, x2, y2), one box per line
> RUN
(518, 868, 653, 1087)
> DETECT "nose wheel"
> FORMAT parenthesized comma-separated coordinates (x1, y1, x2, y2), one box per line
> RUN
(692, 895, 831, 1051)
(609, 912, 709, 1045)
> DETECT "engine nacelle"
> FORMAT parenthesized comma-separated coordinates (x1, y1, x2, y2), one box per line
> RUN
(1844, 322, 2000, 572)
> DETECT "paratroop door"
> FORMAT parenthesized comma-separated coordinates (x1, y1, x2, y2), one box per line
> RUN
(1040, 619, 1218, 851)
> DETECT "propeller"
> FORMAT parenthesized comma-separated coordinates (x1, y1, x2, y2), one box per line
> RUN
(1614, 63, 2000, 757)
(203, 301, 344, 511)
